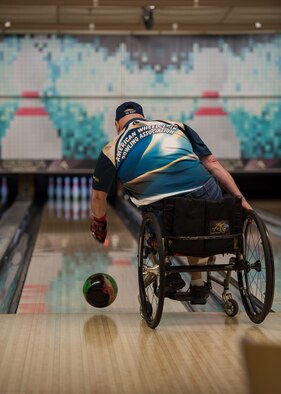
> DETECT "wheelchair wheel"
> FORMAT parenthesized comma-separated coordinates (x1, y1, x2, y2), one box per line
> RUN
(238, 210, 275, 324)
(138, 212, 165, 329)
(224, 299, 239, 317)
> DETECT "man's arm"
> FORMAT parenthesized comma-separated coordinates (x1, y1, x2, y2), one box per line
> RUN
(91, 189, 108, 218)
(90, 189, 108, 243)
(201, 154, 252, 210)
(90, 149, 116, 243)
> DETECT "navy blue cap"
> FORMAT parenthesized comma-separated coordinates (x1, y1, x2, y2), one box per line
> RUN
(115, 101, 144, 121)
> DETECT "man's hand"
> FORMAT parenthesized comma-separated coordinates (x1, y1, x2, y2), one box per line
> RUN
(241, 197, 252, 211)
(90, 215, 107, 243)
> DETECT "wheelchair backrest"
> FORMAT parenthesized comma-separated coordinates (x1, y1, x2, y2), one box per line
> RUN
(163, 195, 244, 257)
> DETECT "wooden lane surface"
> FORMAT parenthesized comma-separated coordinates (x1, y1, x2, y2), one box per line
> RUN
(0, 312, 280, 394)
(1, 199, 281, 393)
(17, 203, 186, 314)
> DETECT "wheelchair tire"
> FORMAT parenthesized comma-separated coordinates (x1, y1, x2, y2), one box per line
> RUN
(224, 299, 239, 317)
(138, 212, 165, 329)
(238, 210, 275, 324)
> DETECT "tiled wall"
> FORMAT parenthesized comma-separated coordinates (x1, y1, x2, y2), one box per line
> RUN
(0, 34, 280, 161)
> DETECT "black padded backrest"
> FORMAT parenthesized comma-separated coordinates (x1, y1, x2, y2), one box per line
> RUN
(163, 195, 243, 257)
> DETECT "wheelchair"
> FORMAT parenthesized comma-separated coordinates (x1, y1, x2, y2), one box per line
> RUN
(137, 195, 275, 329)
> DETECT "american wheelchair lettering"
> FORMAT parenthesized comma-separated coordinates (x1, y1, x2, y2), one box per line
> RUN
(116, 131, 139, 163)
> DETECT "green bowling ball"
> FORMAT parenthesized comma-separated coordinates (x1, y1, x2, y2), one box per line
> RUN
(83, 273, 118, 308)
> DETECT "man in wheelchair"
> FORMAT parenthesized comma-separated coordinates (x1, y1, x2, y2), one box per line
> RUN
(90, 102, 252, 304)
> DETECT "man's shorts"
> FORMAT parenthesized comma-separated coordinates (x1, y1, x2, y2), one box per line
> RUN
(140, 177, 223, 227)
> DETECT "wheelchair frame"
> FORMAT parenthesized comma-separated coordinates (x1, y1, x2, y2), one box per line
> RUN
(138, 202, 275, 329)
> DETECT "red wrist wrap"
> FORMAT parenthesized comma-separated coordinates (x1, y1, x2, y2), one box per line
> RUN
(93, 214, 106, 223)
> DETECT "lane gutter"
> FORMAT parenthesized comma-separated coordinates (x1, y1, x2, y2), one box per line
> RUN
(0, 201, 43, 313)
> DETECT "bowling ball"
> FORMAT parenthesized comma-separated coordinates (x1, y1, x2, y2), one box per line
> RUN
(83, 273, 118, 308)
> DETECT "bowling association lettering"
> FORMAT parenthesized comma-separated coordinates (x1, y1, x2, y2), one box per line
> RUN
(138, 123, 178, 137)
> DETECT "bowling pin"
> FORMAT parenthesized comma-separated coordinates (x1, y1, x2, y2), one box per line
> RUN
(72, 198, 80, 221)
(56, 176, 63, 200)
(72, 176, 79, 200)
(1, 176, 8, 204)
(64, 198, 71, 220)
(64, 176, 71, 201)
(80, 176, 88, 200)
(80, 196, 88, 220)
(55, 195, 63, 218)
(47, 176, 55, 200)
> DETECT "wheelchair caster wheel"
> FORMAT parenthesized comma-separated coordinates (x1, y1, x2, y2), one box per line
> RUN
(224, 299, 239, 317)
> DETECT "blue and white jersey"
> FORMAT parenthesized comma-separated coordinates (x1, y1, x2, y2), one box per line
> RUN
(92, 118, 212, 206)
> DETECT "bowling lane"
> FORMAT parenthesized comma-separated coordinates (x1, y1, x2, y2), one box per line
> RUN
(17, 200, 186, 315)
(5, 196, 281, 394)
(16, 196, 281, 314)
(249, 199, 281, 218)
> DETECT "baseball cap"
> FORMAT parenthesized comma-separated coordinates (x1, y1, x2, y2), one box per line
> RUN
(115, 101, 144, 121)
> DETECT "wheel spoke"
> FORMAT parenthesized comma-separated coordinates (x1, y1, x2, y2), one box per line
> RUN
(138, 213, 165, 328)
(239, 210, 274, 323)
